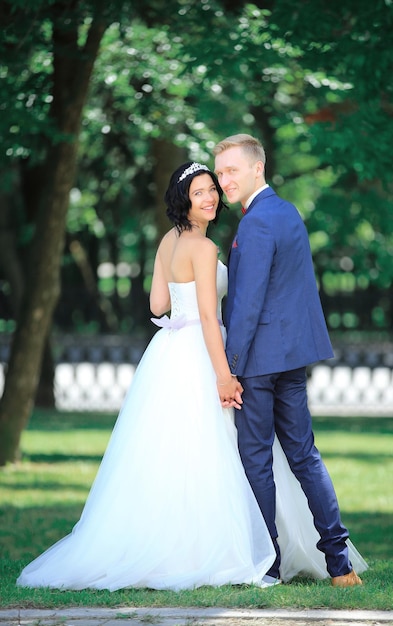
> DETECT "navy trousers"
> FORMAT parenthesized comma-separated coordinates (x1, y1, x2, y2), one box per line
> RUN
(236, 367, 352, 579)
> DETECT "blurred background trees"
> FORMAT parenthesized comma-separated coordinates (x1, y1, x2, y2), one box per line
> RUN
(0, 0, 392, 463)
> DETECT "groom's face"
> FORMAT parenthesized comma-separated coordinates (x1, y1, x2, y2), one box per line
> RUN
(214, 146, 262, 207)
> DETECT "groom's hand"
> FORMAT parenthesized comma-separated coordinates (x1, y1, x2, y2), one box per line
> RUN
(221, 392, 243, 410)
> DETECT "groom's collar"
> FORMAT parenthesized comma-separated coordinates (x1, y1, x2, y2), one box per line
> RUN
(245, 184, 269, 209)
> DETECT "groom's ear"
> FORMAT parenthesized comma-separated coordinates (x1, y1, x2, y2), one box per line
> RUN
(255, 161, 265, 178)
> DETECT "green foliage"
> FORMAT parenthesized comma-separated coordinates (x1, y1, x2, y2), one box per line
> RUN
(268, 0, 393, 183)
(1, 0, 392, 334)
(0, 6, 53, 161)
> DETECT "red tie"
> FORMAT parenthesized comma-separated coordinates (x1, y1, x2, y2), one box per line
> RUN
(241, 206, 247, 215)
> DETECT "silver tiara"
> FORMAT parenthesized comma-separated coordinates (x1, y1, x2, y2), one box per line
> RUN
(177, 162, 209, 183)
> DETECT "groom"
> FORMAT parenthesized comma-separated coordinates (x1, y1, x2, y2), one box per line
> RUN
(213, 133, 362, 587)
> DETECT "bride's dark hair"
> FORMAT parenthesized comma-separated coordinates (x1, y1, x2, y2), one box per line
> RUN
(164, 162, 227, 232)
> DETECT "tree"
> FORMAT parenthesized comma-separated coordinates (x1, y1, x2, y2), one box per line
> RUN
(0, 0, 111, 465)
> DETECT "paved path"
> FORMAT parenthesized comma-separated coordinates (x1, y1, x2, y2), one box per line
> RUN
(1, 607, 392, 626)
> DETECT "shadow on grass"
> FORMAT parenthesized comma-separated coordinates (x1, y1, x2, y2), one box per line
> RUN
(313, 415, 393, 435)
(320, 450, 392, 462)
(21, 449, 391, 465)
(26, 409, 117, 432)
(5, 479, 92, 492)
(21, 452, 105, 464)
(18, 450, 391, 466)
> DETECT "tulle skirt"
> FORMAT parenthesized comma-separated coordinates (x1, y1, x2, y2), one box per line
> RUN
(17, 324, 276, 590)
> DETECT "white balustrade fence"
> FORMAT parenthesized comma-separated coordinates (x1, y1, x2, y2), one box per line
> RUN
(1, 336, 392, 415)
(307, 365, 393, 415)
(0, 362, 392, 415)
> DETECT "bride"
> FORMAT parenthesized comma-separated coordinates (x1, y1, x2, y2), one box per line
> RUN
(17, 162, 367, 592)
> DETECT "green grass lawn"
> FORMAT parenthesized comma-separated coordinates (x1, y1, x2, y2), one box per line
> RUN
(1, 410, 392, 610)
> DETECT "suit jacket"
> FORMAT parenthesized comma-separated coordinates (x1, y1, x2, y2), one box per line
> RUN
(225, 187, 334, 377)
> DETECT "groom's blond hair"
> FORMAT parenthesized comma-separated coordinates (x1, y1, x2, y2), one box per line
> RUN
(213, 133, 266, 165)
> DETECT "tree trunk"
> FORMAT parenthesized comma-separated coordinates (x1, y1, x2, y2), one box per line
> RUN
(0, 12, 107, 466)
(0, 189, 25, 317)
(0, 175, 56, 407)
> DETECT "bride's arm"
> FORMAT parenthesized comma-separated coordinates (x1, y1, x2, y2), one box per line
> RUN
(193, 241, 243, 408)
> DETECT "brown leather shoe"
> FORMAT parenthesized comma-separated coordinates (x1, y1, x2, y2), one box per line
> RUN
(331, 570, 363, 587)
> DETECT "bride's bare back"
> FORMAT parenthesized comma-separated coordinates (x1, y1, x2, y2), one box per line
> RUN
(150, 228, 218, 316)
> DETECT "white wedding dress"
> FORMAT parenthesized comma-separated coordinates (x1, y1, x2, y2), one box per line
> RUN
(17, 261, 367, 591)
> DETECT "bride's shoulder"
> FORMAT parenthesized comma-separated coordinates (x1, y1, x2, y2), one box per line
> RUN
(190, 236, 218, 260)
(156, 228, 178, 254)
(161, 227, 178, 244)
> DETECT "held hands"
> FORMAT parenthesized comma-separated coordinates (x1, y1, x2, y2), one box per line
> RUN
(217, 376, 244, 410)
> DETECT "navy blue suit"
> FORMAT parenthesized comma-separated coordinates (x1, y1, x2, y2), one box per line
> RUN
(226, 186, 352, 578)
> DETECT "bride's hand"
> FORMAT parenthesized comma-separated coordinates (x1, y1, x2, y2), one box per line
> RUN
(217, 378, 243, 410)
